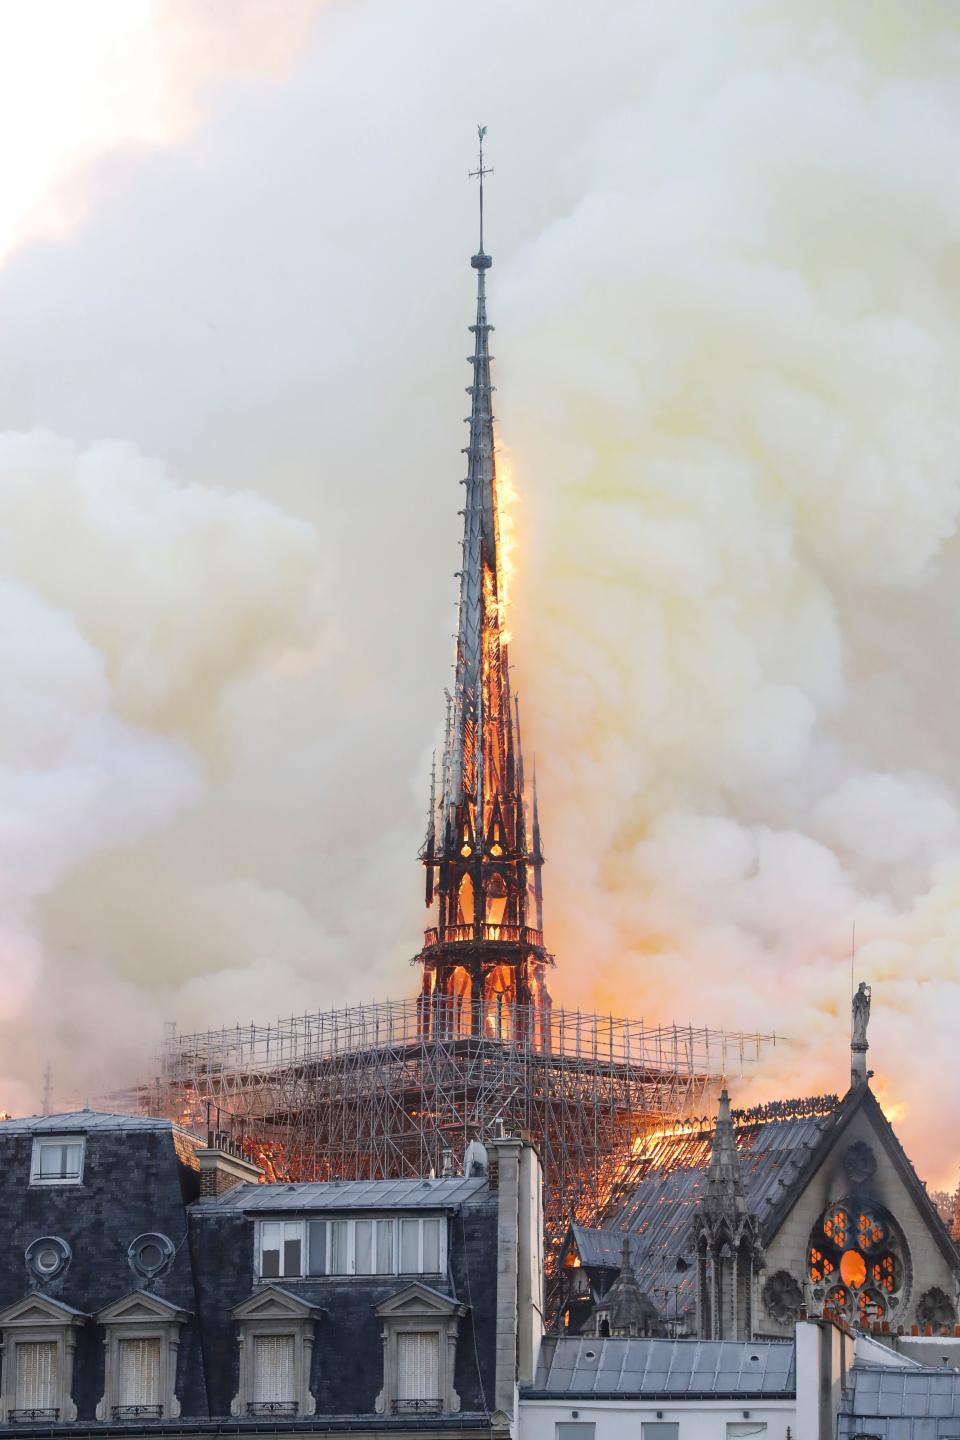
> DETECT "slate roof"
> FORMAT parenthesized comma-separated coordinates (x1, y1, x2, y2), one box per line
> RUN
(523, 1336, 796, 1398)
(0, 1111, 176, 1133)
(838, 1363, 960, 1438)
(193, 1175, 489, 1211)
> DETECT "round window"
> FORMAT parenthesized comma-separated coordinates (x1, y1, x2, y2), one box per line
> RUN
(25, 1235, 71, 1281)
(808, 1197, 908, 1322)
(840, 1250, 867, 1288)
(128, 1232, 174, 1279)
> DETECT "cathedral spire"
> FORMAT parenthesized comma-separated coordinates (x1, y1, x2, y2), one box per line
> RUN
(693, 1088, 763, 1340)
(417, 131, 552, 1040)
(705, 1088, 746, 1216)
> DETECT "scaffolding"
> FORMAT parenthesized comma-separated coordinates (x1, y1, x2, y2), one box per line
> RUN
(138, 996, 775, 1250)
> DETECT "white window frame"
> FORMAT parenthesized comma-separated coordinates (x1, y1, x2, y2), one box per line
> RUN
(30, 1136, 85, 1187)
(257, 1221, 304, 1280)
(256, 1216, 446, 1280)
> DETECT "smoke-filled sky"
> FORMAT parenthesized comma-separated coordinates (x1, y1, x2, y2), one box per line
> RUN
(2, 0, 960, 1185)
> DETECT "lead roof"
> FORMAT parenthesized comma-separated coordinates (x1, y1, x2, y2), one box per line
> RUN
(838, 1363, 960, 1438)
(0, 1111, 176, 1133)
(571, 1099, 841, 1314)
(524, 1336, 796, 1398)
(193, 1175, 490, 1212)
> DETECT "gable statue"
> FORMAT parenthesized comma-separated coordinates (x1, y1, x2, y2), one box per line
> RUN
(851, 981, 871, 1050)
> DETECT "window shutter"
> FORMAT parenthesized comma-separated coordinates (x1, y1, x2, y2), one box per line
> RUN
(15, 1342, 57, 1411)
(118, 1339, 162, 1409)
(396, 1331, 440, 1406)
(252, 1334, 295, 1405)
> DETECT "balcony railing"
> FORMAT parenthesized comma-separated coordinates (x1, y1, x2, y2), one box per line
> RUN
(112, 1406, 163, 1420)
(421, 923, 544, 950)
(247, 1401, 298, 1417)
(392, 1398, 443, 1414)
(9, 1411, 59, 1424)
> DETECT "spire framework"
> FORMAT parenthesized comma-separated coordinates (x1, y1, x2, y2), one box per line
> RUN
(417, 131, 552, 1041)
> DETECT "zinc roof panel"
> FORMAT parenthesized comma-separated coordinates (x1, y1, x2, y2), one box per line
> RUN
(0, 1110, 173, 1133)
(194, 1174, 489, 1212)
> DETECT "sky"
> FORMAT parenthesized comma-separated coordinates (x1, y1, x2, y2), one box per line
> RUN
(1, 0, 959, 1186)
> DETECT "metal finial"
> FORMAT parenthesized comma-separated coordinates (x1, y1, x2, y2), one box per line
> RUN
(469, 124, 493, 266)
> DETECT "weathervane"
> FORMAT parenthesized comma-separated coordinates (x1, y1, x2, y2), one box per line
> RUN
(469, 124, 493, 257)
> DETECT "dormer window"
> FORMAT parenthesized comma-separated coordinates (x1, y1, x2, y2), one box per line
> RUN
(30, 1137, 84, 1186)
(257, 1217, 446, 1280)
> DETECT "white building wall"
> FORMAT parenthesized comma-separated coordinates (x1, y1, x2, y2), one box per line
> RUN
(518, 1397, 795, 1440)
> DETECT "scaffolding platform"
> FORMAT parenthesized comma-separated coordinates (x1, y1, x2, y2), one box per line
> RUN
(135, 996, 775, 1251)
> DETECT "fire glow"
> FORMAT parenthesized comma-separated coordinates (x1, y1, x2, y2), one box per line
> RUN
(493, 448, 518, 647)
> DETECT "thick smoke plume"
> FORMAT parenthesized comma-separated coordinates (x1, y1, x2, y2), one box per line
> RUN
(0, 1, 959, 1184)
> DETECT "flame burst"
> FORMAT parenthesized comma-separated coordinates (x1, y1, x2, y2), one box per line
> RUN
(494, 448, 518, 646)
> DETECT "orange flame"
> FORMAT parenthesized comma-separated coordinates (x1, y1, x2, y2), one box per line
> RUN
(494, 449, 518, 646)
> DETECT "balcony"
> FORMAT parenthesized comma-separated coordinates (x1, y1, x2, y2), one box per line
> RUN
(421, 923, 544, 951)
(392, 1399, 443, 1415)
(247, 1401, 298, 1417)
(9, 1412, 59, 1424)
(112, 1406, 163, 1420)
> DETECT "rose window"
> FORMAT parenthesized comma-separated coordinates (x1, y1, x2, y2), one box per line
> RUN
(808, 1200, 907, 1322)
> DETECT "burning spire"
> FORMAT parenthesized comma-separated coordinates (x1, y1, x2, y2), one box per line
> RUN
(417, 129, 552, 1038)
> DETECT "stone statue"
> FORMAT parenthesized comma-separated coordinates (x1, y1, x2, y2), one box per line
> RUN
(851, 981, 871, 1050)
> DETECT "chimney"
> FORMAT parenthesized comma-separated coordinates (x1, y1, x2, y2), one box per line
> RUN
(196, 1130, 263, 1197)
(488, 1132, 544, 1417)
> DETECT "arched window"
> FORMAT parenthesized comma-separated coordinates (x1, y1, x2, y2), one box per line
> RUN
(456, 874, 474, 927)
(483, 965, 515, 1040)
(447, 968, 471, 1037)
(485, 874, 508, 930)
(807, 1199, 907, 1325)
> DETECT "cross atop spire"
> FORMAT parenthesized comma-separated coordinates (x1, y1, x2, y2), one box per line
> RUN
(469, 124, 493, 269)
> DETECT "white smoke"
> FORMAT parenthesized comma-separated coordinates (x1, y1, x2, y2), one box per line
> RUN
(0, 0, 958, 1184)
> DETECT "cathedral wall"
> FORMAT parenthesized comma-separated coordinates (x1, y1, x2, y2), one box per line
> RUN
(759, 1105, 958, 1335)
